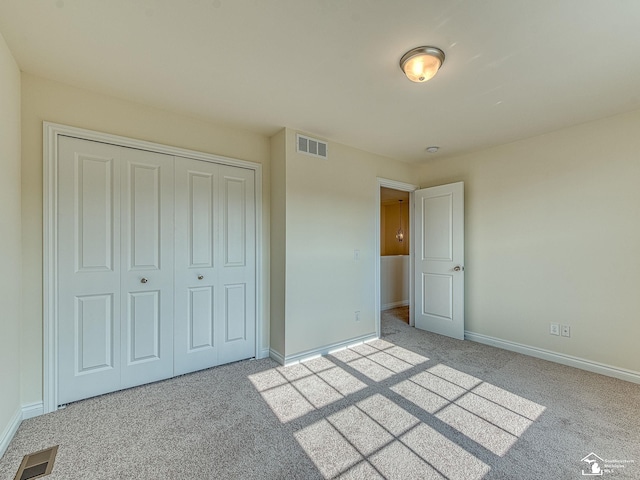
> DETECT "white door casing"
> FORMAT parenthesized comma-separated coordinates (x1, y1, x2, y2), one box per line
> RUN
(414, 182, 464, 340)
(45, 123, 264, 413)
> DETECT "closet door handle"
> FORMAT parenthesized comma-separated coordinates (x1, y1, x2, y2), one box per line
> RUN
(453, 266, 463, 272)
(140, 277, 149, 284)
(197, 275, 204, 280)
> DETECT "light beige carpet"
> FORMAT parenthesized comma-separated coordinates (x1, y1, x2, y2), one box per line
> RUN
(1, 315, 638, 479)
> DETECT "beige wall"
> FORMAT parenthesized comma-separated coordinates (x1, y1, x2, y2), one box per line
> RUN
(20, 73, 271, 405)
(0, 32, 22, 446)
(418, 109, 640, 372)
(380, 256, 410, 309)
(11, 68, 639, 421)
(281, 129, 414, 357)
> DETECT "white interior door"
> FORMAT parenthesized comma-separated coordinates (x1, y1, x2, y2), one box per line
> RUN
(58, 137, 122, 404)
(217, 165, 256, 364)
(414, 182, 464, 340)
(57, 135, 256, 404)
(174, 158, 220, 375)
(174, 160, 256, 371)
(119, 147, 175, 389)
(58, 138, 175, 402)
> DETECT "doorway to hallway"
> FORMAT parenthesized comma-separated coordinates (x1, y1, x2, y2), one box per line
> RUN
(376, 178, 418, 338)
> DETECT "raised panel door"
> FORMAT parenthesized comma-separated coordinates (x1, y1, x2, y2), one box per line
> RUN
(217, 166, 256, 364)
(414, 182, 465, 340)
(57, 136, 257, 403)
(57, 137, 122, 404)
(174, 158, 219, 375)
(120, 148, 175, 388)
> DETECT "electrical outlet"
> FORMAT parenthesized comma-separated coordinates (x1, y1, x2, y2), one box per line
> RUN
(355, 311, 361, 322)
(561, 325, 571, 337)
(550, 323, 560, 336)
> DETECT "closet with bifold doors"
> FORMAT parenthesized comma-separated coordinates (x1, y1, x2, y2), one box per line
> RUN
(56, 136, 256, 405)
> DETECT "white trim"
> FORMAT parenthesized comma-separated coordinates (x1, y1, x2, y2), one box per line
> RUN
(0, 402, 46, 458)
(253, 158, 266, 362)
(375, 178, 418, 338)
(381, 300, 410, 311)
(280, 333, 379, 366)
(408, 194, 415, 327)
(43, 122, 267, 413)
(465, 331, 640, 384)
(269, 349, 285, 365)
(43, 123, 57, 414)
(21, 402, 44, 420)
(377, 178, 418, 192)
(258, 348, 270, 360)
(0, 408, 21, 459)
(44, 122, 262, 170)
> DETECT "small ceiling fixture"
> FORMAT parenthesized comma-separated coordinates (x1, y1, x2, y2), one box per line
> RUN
(399, 46, 445, 83)
(426, 146, 439, 153)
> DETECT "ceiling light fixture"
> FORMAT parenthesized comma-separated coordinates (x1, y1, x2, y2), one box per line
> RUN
(426, 146, 439, 153)
(399, 46, 445, 83)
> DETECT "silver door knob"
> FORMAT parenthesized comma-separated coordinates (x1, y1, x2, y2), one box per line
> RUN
(140, 277, 149, 283)
(197, 275, 204, 280)
(453, 266, 463, 272)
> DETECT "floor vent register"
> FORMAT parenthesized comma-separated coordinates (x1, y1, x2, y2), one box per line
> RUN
(13, 446, 58, 480)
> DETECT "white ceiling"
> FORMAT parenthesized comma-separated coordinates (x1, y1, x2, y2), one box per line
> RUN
(2, 0, 640, 163)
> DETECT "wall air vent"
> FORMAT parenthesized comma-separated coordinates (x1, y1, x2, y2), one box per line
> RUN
(296, 134, 328, 159)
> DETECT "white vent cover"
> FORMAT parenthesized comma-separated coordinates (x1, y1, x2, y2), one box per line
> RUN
(297, 134, 328, 159)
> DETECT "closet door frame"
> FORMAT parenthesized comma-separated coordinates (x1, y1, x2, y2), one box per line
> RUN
(43, 122, 265, 414)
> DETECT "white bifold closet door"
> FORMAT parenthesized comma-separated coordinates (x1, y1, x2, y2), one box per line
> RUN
(58, 137, 175, 403)
(57, 137, 255, 405)
(173, 157, 256, 375)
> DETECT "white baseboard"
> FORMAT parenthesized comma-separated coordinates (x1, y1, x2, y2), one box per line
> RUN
(0, 407, 22, 459)
(282, 333, 379, 366)
(0, 401, 45, 459)
(465, 331, 640, 384)
(257, 348, 270, 360)
(269, 348, 285, 365)
(22, 402, 44, 420)
(381, 300, 409, 311)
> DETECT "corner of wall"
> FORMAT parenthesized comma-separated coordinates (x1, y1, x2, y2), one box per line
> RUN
(269, 129, 287, 356)
(0, 29, 23, 460)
